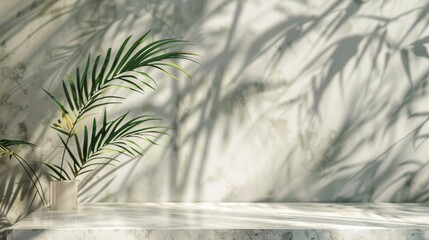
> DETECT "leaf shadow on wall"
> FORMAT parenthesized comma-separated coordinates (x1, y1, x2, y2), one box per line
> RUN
(256, 0, 429, 202)
(4, 0, 429, 213)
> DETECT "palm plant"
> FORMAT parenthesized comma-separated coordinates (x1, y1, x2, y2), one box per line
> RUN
(0, 139, 47, 205)
(44, 31, 195, 181)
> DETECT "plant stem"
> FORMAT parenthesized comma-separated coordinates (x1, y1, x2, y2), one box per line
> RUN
(58, 131, 74, 180)
(74, 134, 83, 177)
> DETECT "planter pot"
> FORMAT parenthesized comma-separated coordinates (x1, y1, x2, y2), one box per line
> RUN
(49, 180, 78, 210)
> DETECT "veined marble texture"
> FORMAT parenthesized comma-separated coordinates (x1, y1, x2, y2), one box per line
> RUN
(7, 203, 429, 239)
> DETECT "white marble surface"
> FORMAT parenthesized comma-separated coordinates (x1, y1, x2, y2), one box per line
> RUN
(7, 203, 429, 239)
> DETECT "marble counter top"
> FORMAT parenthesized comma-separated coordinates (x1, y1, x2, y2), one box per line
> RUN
(7, 203, 429, 239)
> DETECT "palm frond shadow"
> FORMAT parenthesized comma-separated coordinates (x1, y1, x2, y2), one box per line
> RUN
(249, 0, 429, 202)
(0, 1, 93, 103)
(308, 55, 429, 202)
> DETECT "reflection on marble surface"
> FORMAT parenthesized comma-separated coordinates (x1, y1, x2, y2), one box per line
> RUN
(7, 203, 429, 239)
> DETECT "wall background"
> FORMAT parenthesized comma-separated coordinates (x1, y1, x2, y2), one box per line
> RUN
(2, 0, 429, 237)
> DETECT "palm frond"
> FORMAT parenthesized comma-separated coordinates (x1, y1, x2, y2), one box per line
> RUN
(46, 31, 195, 131)
(0, 139, 36, 149)
(43, 31, 196, 180)
(48, 111, 167, 180)
(0, 139, 47, 205)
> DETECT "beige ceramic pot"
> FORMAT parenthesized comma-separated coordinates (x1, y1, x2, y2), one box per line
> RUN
(49, 180, 78, 210)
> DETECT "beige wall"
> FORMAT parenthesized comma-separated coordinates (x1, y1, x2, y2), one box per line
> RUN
(2, 0, 429, 237)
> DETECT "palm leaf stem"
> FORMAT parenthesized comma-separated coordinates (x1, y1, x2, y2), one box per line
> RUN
(58, 133, 74, 180)
(74, 134, 84, 173)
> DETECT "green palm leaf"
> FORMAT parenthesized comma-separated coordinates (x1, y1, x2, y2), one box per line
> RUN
(0, 139, 47, 205)
(48, 112, 166, 180)
(43, 31, 196, 180)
